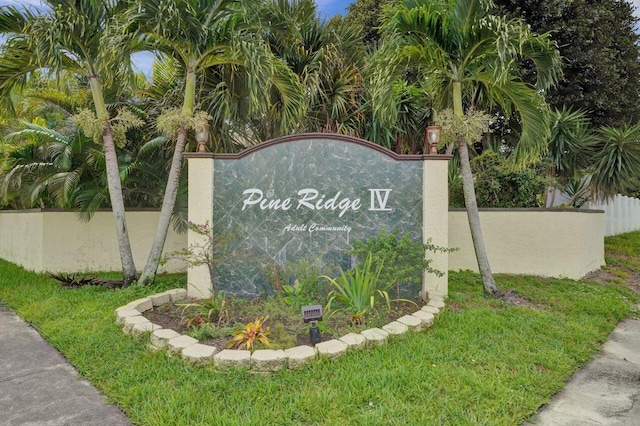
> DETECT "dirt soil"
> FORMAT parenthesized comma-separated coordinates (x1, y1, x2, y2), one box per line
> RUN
(584, 257, 640, 294)
(143, 299, 420, 350)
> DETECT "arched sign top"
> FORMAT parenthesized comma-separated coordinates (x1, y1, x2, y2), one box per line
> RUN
(183, 132, 450, 161)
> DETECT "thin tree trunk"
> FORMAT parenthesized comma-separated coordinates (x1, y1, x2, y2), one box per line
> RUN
(446, 143, 455, 155)
(458, 137, 500, 296)
(89, 76, 138, 285)
(138, 124, 188, 284)
(138, 68, 197, 284)
(452, 80, 499, 296)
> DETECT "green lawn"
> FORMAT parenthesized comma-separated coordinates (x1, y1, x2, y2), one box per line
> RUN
(0, 232, 638, 425)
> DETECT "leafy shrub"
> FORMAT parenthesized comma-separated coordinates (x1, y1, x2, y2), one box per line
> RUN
(166, 221, 232, 292)
(450, 152, 547, 208)
(187, 323, 234, 341)
(267, 323, 298, 349)
(349, 229, 448, 298)
(281, 258, 332, 307)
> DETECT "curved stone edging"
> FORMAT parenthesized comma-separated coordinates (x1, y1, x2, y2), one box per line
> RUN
(115, 289, 446, 372)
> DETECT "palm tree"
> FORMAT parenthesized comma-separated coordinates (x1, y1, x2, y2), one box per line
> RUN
(590, 124, 640, 200)
(1, 106, 173, 222)
(133, 0, 305, 284)
(382, 0, 562, 296)
(545, 107, 597, 207)
(0, 1, 141, 284)
(543, 111, 640, 207)
(364, 68, 434, 153)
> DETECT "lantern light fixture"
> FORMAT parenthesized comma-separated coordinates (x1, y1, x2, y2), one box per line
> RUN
(196, 123, 210, 152)
(426, 125, 441, 154)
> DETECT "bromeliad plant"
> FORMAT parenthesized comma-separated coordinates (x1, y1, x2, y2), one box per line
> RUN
(323, 254, 393, 325)
(226, 316, 271, 350)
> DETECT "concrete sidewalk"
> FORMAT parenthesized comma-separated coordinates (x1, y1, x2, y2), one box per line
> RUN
(527, 313, 640, 425)
(0, 303, 130, 426)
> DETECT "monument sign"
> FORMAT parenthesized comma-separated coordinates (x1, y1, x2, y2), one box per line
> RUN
(185, 133, 449, 299)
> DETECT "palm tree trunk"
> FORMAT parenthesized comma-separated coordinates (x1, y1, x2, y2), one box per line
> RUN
(458, 137, 500, 296)
(89, 76, 138, 285)
(138, 123, 188, 284)
(453, 81, 499, 296)
(138, 68, 197, 284)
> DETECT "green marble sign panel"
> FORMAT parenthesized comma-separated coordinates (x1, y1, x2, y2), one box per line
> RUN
(212, 136, 423, 297)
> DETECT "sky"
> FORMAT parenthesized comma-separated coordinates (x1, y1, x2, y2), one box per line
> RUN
(317, 0, 351, 17)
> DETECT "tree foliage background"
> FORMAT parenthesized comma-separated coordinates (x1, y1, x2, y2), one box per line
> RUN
(495, 0, 640, 128)
(3, 0, 640, 210)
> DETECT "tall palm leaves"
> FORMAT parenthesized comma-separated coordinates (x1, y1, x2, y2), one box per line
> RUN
(384, 0, 561, 162)
(382, 0, 562, 296)
(591, 125, 640, 199)
(546, 110, 640, 206)
(0, 1, 139, 284)
(260, 0, 366, 138)
(548, 107, 596, 179)
(133, 0, 306, 284)
(2, 122, 104, 210)
(0, 6, 38, 114)
(1, 116, 177, 220)
(545, 107, 596, 206)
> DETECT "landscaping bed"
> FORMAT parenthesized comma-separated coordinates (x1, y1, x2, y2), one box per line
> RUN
(142, 295, 421, 350)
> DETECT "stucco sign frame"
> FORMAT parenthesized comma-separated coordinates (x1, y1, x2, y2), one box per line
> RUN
(184, 133, 450, 300)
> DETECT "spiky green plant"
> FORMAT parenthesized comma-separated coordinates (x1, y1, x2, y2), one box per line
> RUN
(590, 124, 640, 200)
(323, 254, 390, 325)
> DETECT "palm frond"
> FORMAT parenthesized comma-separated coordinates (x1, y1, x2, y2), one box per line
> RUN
(548, 107, 597, 178)
(6, 122, 70, 145)
(75, 185, 109, 222)
(137, 135, 171, 156)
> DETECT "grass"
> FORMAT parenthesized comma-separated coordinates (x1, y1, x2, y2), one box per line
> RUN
(0, 232, 638, 425)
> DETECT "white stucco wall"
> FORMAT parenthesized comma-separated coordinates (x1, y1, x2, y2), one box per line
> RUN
(0, 209, 187, 274)
(0, 210, 44, 271)
(0, 208, 606, 282)
(448, 209, 605, 279)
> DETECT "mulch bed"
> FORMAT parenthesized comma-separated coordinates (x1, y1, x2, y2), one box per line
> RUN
(143, 298, 421, 350)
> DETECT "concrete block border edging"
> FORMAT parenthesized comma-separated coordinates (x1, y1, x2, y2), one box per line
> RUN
(115, 288, 446, 372)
